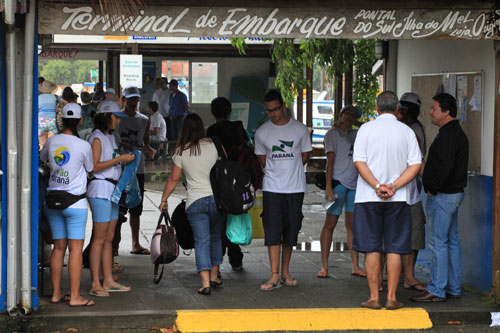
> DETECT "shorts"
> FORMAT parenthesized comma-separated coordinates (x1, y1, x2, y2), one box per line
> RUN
(352, 201, 411, 254)
(326, 183, 356, 215)
(88, 198, 119, 223)
(410, 201, 426, 250)
(38, 117, 57, 137)
(119, 173, 145, 217)
(262, 191, 304, 246)
(45, 207, 88, 240)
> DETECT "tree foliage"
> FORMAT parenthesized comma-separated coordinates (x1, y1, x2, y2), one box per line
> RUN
(38, 59, 99, 85)
(230, 37, 379, 118)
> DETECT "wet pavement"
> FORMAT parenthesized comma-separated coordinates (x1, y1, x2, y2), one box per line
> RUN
(13, 161, 499, 331)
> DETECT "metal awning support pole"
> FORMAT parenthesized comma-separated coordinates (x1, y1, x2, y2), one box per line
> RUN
(20, 0, 35, 313)
(5, 0, 19, 315)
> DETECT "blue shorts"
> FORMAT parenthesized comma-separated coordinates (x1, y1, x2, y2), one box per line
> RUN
(45, 208, 88, 240)
(327, 184, 356, 215)
(88, 198, 119, 222)
(352, 202, 411, 254)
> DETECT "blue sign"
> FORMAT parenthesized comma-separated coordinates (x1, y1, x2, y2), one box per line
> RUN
(133, 36, 157, 40)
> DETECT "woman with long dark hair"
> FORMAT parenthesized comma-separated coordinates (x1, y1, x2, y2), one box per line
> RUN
(87, 100, 135, 297)
(159, 113, 225, 295)
(40, 103, 94, 306)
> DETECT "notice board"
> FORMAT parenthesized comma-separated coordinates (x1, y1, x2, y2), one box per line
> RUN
(411, 72, 482, 173)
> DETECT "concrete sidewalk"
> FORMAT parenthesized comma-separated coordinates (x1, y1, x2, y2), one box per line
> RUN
(10, 183, 498, 332)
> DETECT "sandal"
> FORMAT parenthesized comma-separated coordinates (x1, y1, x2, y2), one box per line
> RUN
(69, 298, 95, 307)
(89, 289, 109, 297)
(281, 276, 298, 287)
(50, 294, 70, 304)
(260, 272, 281, 291)
(317, 269, 328, 278)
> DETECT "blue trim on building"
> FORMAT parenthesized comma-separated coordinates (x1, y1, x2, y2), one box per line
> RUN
(417, 175, 493, 292)
(31, 10, 39, 309)
(0, 20, 8, 312)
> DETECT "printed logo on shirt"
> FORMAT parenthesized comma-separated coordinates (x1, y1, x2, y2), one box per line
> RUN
(54, 147, 70, 166)
(271, 140, 294, 160)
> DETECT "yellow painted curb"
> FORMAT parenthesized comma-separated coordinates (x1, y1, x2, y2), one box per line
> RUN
(176, 308, 432, 332)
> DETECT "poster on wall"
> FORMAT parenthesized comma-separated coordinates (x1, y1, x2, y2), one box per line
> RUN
(120, 55, 143, 88)
(456, 75, 468, 123)
(230, 103, 250, 128)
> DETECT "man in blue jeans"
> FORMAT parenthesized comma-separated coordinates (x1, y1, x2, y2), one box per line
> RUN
(411, 93, 469, 302)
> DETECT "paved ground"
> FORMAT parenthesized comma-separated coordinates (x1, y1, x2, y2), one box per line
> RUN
(23, 177, 499, 332)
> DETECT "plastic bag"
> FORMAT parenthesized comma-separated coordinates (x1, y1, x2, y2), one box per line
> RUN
(110, 150, 142, 208)
(226, 213, 252, 246)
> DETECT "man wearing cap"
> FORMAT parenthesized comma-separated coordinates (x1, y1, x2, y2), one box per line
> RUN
(398, 92, 427, 293)
(168, 79, 189, 142)
(254, 90, 312, 291)
(318, 105, 365, 279)
(352, 91, 421, 310)
(411, 93, 469, 302)
(114, 85, 151, 255)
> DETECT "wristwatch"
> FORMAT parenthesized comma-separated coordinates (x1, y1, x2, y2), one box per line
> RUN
(375, 183, 380, 190)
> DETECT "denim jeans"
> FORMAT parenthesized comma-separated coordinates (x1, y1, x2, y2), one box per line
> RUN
(186, 196, 225, 272)
(426, 192, 465, 298)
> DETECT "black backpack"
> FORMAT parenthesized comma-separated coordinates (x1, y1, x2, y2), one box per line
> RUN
(171, 200, 195, 250)
(227, 129, 263, 190)
(210, 137, 256, 214)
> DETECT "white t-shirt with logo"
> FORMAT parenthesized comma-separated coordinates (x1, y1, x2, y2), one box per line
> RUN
(150, 112, 167, 142)
(254, 118, 312, 193)
(324, 127, 358, 190)
(40, 134, 93, 209)
(87, 129, 122, 199)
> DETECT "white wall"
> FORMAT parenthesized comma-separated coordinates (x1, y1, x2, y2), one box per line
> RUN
(396, 40, 495, 176)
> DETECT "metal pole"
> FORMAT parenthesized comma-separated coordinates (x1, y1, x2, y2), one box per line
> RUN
(20, 0, 36, 313)
(5, 0, 19, 315)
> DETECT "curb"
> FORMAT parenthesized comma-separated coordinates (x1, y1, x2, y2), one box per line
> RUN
(0, 310, 177, 332)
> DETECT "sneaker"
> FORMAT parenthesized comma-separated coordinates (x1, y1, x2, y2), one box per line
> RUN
(231, 263, 243, 271)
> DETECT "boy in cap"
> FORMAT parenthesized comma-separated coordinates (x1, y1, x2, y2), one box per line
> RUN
(318, 105, 365, 278)
(114, 85, 151, 255)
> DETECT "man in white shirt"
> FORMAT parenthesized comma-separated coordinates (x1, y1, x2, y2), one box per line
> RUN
(352, 91, 421, 310)
(152, 78, 171, 138)
(254, 90, 312, 291)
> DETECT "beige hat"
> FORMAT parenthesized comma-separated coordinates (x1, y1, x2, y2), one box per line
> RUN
(39, 80, 57, 94)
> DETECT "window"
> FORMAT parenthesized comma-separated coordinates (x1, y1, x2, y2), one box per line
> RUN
(161, 60, 190, 101)
(317, 105, 333, 114)
(192, 62, 217, 104)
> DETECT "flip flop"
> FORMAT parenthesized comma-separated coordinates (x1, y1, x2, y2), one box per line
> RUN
(281, 276, 298, 287)
(130, 248, 150, 255)
(104, 284, 131, 292)
(69, 298, 95, 307)
(50, 294, 70, 304)
(112, 263, 124, 273)
(89, 289, 109, 297)
(317, 270, 328, 278)
(404, 283, 426, 291)
(351, 270, 367, 277)
(259, 281, 281, 291)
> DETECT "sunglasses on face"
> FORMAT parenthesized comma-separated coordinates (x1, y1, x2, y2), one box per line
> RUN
(266, 105, 282, 113)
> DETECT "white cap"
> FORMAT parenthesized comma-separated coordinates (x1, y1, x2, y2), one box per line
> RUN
(122, 85, 141, 98)
(105, 88, 116, 95)
(97, 100, 127, 118)
(62, 103, 82, 119)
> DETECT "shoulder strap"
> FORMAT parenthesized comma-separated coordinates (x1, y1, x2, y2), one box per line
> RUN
(211, 136, 227, 159)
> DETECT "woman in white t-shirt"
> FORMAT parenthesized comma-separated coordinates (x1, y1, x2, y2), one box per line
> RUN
(87, 100, 135, 297)
(159, 113, 225, 296)
(40, 103, 94, 307)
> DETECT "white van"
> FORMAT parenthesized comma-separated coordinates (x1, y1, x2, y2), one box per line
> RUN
(293, 100, 335, 144)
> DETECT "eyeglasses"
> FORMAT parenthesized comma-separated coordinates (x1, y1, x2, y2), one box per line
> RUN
(266, 105, 282, 113)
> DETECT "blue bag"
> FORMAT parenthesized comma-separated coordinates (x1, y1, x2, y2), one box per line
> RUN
(226, 213, 252, 246)
(110, 150, 142, 208)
